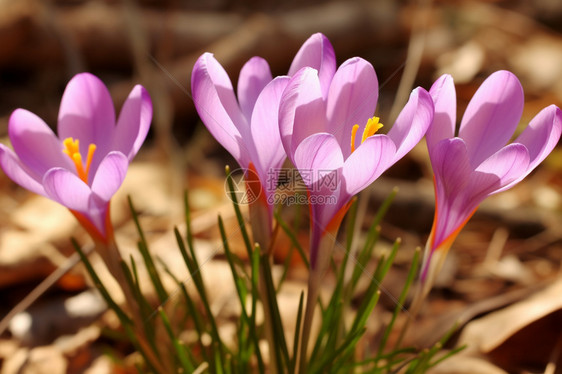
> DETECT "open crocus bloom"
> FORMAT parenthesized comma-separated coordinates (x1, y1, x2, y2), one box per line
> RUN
(279, 62, 434, 270)
(0, 73, 152, 243)
(191, 33, 336, 249)
(422, 71, 562, 283)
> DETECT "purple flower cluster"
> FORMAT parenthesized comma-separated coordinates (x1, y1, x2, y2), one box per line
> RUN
(192, 33, 561, 277)
(1, 33, 560, 284)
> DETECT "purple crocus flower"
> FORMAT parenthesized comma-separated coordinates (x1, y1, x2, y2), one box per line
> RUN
(191, 33, 336, 249)
(422, 71, 562, 283)
(279, 62, 434, 270)
(0, 73, 152, 243)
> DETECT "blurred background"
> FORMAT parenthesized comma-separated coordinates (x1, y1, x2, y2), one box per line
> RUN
(1, 0, 562, 373)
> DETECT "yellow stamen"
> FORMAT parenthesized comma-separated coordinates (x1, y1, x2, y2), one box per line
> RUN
(361, 116, 383, 143)
(84, 144, 96, 179)
(350, 116, 384, 153)
(350, 124, 359, 153)
(62, 137, 97, 183)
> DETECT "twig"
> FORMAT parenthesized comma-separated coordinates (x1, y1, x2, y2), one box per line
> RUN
(544, 331, 562, 374)
(388, 0, 433, 124)
(0, 246, 92, 336)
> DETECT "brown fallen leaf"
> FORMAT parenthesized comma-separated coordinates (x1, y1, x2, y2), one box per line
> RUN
(428, 353, 508, 374)
(2, 345, 68, 374)
(0, 195, 77, 288)
(458, 278, 562, 372)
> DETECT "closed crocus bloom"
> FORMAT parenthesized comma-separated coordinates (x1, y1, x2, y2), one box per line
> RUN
(191, 32, 336, 250)
(280, 64, 434, 272)
(422, 71, 562, 288)
(0, 73, 152, 243)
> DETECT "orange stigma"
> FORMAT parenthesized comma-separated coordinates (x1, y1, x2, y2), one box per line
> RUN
(62, 138, 96, 183)
(350, 116, 383, 153)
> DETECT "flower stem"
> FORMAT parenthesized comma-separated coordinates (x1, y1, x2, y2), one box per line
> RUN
(296, 273, 320, 374)
(258, 259, 279, 374)
(248, 194, 282, 372)
(394, 279, 427, 350)
(94, 238, 168, 374)
(395, 247, 447, 349)
(297, 231, 337, 374)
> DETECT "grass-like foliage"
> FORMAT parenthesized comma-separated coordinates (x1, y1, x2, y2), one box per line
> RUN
(72, 170, 463, 373)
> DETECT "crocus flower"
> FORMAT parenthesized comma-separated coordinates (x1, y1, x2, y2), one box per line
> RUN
(0, 73, 152, 243)
(279, 62, 434, 271)
(191, 32, 336, 249)
(422, 71, 562, 285)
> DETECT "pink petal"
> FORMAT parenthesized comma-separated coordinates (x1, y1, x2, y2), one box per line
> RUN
(91, 152, 129, 201)
(237, 56, 273, 121)
(433, 144, 528, 250)
(191, 53, 250, 167)
(249, 76, 290, 176)
(43, 167, 92, 212)
(113, 85, 152, 161)
(326, 57, 378, 158)
(9, 109, 72, 176)
(427, 74, 456, 154)
(514, 104, 562, 172)
(459, 70, 524, 165)
(0, 145, 46, 196)
(470, 143, 530, 199)
(279, 67, 326, 162)
(288, 32, 336, 97)
(57, 73, 116, 157)
(387, 87, 434, 162)
(293, 133, 343, 188)
(342, 135, 396, 196)
(432, 138, 472, 201)
(430, 138, 472, 249)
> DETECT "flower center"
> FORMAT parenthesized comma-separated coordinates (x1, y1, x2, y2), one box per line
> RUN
(350, 116, 383, 153)
(62, 137, 96, 183)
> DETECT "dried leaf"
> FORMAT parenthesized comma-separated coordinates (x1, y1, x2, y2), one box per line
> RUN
(429, 354, 508, 374)
(459, 278, 562, 359)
